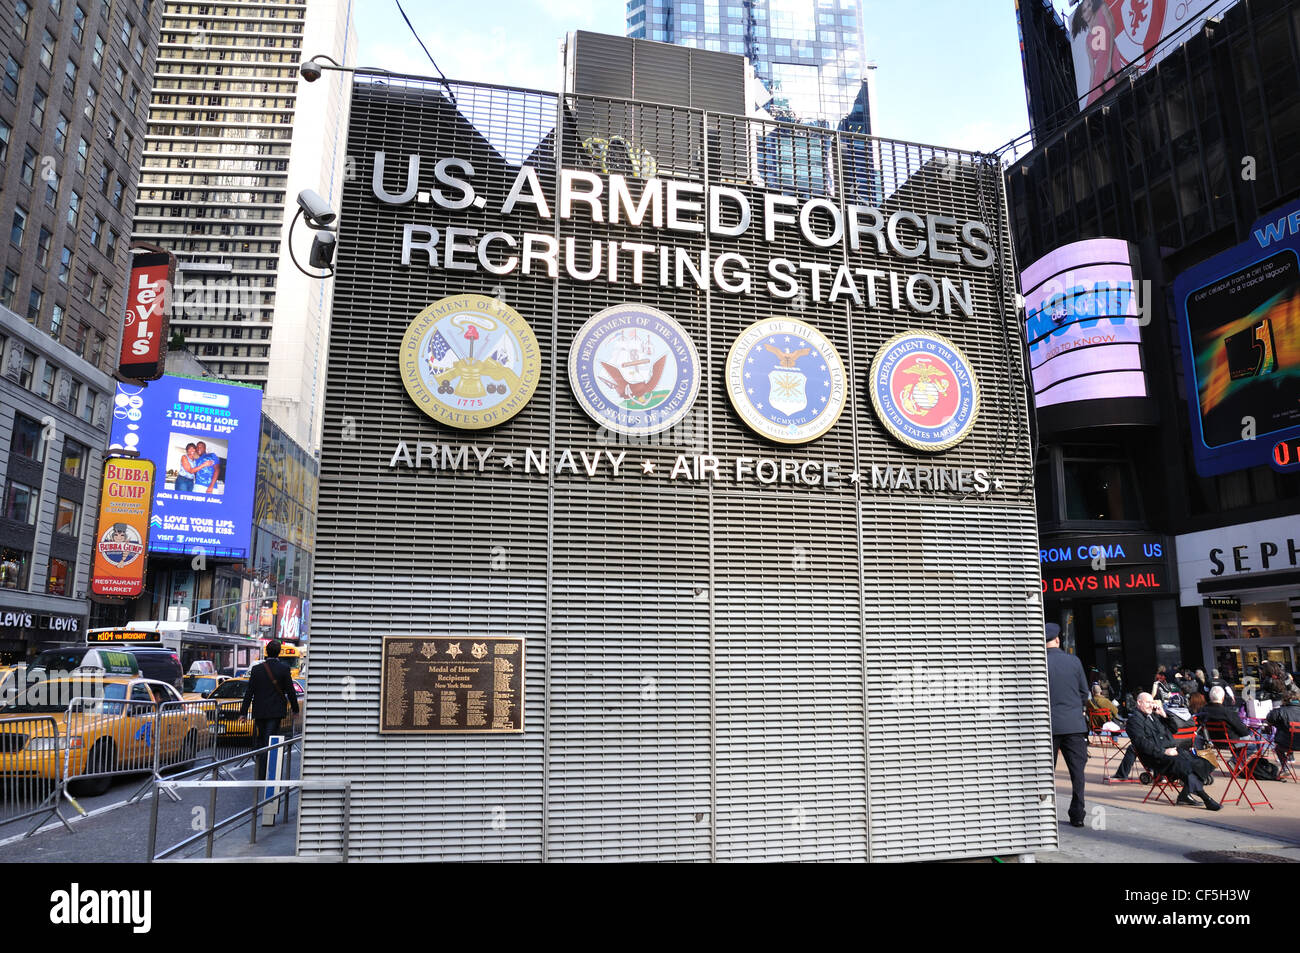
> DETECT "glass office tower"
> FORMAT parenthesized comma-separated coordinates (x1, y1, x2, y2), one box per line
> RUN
(627, 0, 868, 129)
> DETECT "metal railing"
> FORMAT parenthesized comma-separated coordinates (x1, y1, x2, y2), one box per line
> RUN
(0, 692, 303, 837)
(0, 715, 73, 836)
(147, 737, 351, 863)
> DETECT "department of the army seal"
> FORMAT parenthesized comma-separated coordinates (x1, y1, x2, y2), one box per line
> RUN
(399, 294, 541, 430)
(868, 330, 979, 452)
(724, 317, 847, 444)
(568, 304, 700, 435)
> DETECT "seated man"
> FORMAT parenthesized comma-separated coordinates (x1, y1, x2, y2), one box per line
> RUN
(1087, 684, 1118, 719)
(1126, 692, 1220, 810)
(1200, 685, 1263, 761)
(1265, 689, 1300, 767)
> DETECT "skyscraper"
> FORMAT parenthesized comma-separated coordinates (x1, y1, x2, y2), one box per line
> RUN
(626, 0, 869, 130)
(0, 0, 163, 655)
(131, 0, 355, 450)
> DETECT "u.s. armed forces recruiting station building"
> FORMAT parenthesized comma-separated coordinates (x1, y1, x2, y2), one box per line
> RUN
(298, 42, 1054, 862)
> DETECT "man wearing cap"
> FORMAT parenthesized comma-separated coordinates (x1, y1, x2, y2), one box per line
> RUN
(1046, 622, 1090, 828)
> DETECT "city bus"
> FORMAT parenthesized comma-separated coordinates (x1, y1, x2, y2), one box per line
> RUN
(86, 621, 263, 675)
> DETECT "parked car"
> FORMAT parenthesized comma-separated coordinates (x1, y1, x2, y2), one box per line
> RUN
(0, 676, 207, 796)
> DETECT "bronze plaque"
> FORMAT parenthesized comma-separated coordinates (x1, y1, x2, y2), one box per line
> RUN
(379, 635, 524, 733)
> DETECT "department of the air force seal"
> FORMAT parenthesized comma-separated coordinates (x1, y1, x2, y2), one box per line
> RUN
(568, 304, 700, 435)
(399, 294, 541, 430)
(725, 318, 846, 444)
(869, 330, 979, 452)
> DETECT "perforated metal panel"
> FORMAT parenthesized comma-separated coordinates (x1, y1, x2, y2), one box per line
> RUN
(298, 75, 1056, 862)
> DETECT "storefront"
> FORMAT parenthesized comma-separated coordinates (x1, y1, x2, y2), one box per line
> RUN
(1175, 515, 1300, 690)
(0, 604, 87, 663)
(1040, 532, 1178, 697)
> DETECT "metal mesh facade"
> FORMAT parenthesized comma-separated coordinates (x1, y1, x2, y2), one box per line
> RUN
(299, 76, 1057, 862)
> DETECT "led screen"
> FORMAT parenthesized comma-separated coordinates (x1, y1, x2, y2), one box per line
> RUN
(109, 375, 263, 558)
(1174, 199, 1300, 476)
(1020, 237, 1146, 409)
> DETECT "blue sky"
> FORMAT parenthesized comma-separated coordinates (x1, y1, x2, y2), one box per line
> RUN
(355, 0, 1046, 153)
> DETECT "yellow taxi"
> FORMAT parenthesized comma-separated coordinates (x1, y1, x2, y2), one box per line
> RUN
(204, 676, 305, 742)
(180, 674, 229, 700)
(0, 675, 208, 796)
(0, 664, 24, 700)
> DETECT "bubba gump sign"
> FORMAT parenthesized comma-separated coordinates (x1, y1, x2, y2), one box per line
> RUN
(89, 457, 155, 601)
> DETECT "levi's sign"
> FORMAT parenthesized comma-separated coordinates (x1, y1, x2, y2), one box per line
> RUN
(118, 251, 174, 382)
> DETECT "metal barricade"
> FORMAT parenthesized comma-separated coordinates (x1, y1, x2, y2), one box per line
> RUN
(147, 737, 350, 862)
(0, 715, 72, 836)
(59, 696, 161, 799)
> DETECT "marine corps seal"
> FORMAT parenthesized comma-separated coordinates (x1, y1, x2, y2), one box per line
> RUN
(869, 330, 979, 452)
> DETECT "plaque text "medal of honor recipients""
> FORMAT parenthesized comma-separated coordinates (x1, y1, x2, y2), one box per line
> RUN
(380, 636, 524, 733)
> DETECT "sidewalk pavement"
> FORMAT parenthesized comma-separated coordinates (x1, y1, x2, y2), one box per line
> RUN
(1038, 739, 1300, 863)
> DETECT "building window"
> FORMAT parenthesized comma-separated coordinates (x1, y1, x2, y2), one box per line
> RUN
(1062, 446, 1142, 522)
(49, 0, 62, 15)
(50, 302, 63, 338)
(17, 350, 35, 388)
(26, 287, 42, 324)
(55, 498, 79, 536)
(79, 390, 96, 423)
(11, 414, 46, 461)
(40, 29, 56, 70)
(44, 170, 58, 208)
(111, 177, 124, 210)
(63, 59, 77, 97)
(35, 226, 51, 267)
(120, 18, 131, 47)
(66, 380, 82, 418)
(38, 361, 55, 400)
(20, 145, 36, 185)
(88, 212, 101, 247)
(3, 55, 19, 97)
(1, 268, 17, 309)
(14, 1, 31, 40)
(61, 438, 87, 478)
(82, 84, 96, 123)
(0, 549, 30, 590)
(0, 117, 9, 162)
(104, 229, 117, 262)
(71, 4, 85, 44)
(58, 246, 72, 283)
(3, 480, 40, 524)
(67, 190, 80, 228)
(53, 112, 68, 150)
(10, 206, 27, 247)
(75, 137, 87, 173)
(45, 557, 71, 596)
(31, 85, 47, 127)
(92, 33, 104, 68)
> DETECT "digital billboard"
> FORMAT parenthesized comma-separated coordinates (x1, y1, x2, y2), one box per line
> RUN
(1020, 237, 1146, 413)
(109, 375, 262, 558)
(1066, 0, 1238, 110)
(1174, 199, 1300, 477)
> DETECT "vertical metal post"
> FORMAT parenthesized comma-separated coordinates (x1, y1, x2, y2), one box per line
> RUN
(205, 763, 217, 858)
(147, 779, 160, 863)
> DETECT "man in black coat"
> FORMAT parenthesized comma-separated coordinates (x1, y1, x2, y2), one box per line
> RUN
(1046, 623, 1090, 828)
(1127, 692, 1220, 810)
(239, 640, 300, 778)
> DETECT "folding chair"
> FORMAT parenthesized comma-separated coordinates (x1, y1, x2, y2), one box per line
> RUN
(1140, 768, 1182, 805)
(1087, 708, 1138, 783)
(1206, 724, 1273, 811)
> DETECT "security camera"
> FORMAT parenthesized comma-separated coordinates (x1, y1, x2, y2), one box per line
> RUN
(299, 59, 322, 82)
(309, 231, 337, 269)
(297, 189, 336, 227)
